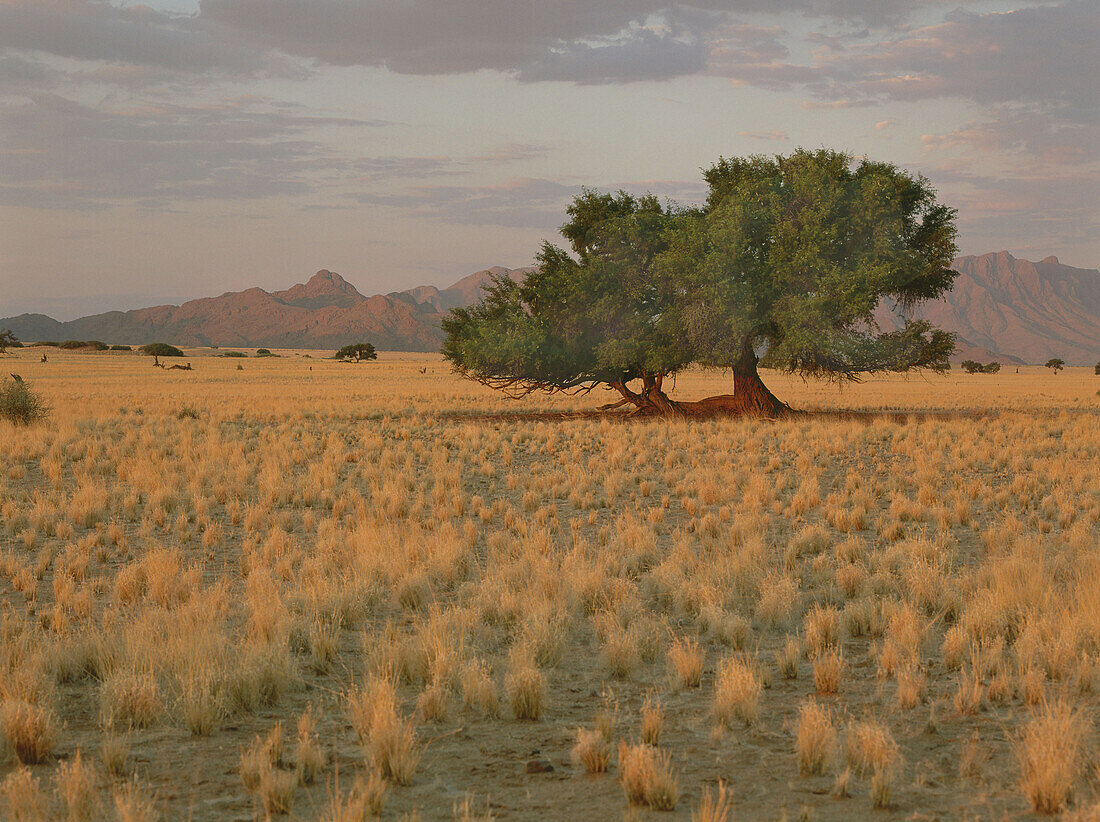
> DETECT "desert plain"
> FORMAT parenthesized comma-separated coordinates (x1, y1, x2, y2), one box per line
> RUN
(0, 348, 1098, 820)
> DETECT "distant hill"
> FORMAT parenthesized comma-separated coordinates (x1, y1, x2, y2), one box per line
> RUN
(2, 253, 1096, 363)
(877, 252, 1100, 365)
(0, 266, 532, 352)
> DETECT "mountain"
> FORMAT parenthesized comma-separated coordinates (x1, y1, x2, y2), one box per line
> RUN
(877, 252, 1100, 365)
(1, 254, 1096, 362)
(0, 267, 532, 353)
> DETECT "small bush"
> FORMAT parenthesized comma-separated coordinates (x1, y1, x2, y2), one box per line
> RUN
(110, 344, 132, 351)
(255, 348, 278, 358)
(87, 340, 109, 351)
(0, 378, 49, 425)
(37, 341, 59, 347)
(982, 361, 1001, 373)
(221, 351, 247, 358)
(59, 339, 86, 349)
(140, 342, 183, 358)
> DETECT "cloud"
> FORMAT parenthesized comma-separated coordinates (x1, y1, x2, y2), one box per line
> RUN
(0, 0, 274, 76)
(803, 1, 1098, 114)
(0, 93, 384, 208)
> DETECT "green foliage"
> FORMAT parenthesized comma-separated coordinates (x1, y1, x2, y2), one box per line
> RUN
(1095, 361, 1099, 376)
(254, 349, 277, 358)
(962, 360, 1000, 373)
(87, 340, 109, 351)
(110, 344, 132, 351)
(221, 351, 247, 358)
(0, 377, 49, 425)
(1045, 358, 1065, 373)
(0, 329, 21, 354)
(37, 341, 59, 347)
(336, 342, 378, 363)
(59, 340, 87, 350)
(443, 149, 959, 409)
(140, 342, 184, 358)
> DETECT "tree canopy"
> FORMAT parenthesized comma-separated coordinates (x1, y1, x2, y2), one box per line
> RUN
(0, 329, 19, 355)
(336, 343, 378, 363)
(443, 149, 959, 416)
(1045, 358, 1064, 373)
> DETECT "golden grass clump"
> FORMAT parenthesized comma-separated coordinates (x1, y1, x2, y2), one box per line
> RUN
(618, 742, 679, 810)
(692, 781, 731, 822)
(812, 646, 844, 694)
(667, 636, 705, 689)
(640, 691, 664, 746)
(572, 727, 610, 773)
(1017, 698, 1088, 815)
(1, 767, 45, 822)
(56, 749, 97, 821)
(713, 656, 762, 727)
(504, 647, 546, 721)
(0, 700, 56, 765)
(795, 699, 837, 776)
(325, 768, 386, 821)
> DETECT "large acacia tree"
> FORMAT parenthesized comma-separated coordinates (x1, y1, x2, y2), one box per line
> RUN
(443, 149, 959, 416)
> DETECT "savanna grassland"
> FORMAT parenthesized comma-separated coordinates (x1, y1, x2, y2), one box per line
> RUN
(1, 349, 1098, 821)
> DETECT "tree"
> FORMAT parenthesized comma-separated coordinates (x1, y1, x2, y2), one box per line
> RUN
(443, 190, 693, 415)
(336, 343, 378, 363)
(444, 150, 959, 416)
(982, 362, 1001, 373)
(0, 329, 19, 355)
(140, 342, 183, 367)
(960, 360, 983, 373)
(1045, 358, 1065, 373)
(1095, 361, 1099, 376)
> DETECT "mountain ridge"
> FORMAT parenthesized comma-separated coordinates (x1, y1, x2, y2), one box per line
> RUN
(2, 254, 1096, 364)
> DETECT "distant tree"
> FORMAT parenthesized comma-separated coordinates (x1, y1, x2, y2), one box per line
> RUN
(140, 342, 184, 367)
(982, 362, 1001, 373)
(221, 351, 247, 358)
(87, 340, 109, 351)
(255, 348, 278, 358)
(59, 340, 86, 350)
(1095, 361, 1100, 375)
(336, 343, 378, 363)
(0, 329, 19, 355)
(1045, 358, 1065, 373)
(445, 150, 958, 416)
(110, 344, 132, 351)
(960, 360, 983, 374)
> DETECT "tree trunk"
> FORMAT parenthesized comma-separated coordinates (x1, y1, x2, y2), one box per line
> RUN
(601, 375, 683, 417)
(681, 342, 791, 417)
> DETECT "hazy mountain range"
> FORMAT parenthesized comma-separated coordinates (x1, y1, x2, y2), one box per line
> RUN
(2, 252, 1097, 364)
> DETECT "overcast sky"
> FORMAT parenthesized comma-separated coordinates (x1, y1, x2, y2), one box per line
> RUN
(1, 0, 1096, 319)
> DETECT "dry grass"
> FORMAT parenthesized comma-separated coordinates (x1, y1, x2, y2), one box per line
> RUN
(618, 742, 679, 810)
(0, 352, 1096, 819)
(1017, 698, 1088, 814)
(795, 699, 837, 776)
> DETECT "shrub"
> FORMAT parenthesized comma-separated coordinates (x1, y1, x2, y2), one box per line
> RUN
(140, 342, 183, 359)
(960, 360, 983, 373)
(37, 341, 59, 347)
(110, 344, 132, 351)
(60, 339, 87, 349)
(0, 377, 49, 425)
(255, 348, 278, 358)
(87, 340, 109, 351)
(982, 362, 1001, 373)
(221, 351, 247, 358)
(336, 343, 377, 363)
(0, 329, 20, 354)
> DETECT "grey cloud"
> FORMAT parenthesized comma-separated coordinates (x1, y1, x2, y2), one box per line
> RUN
(806, 1, 1098, 112)
(0, 93, 382, 208)
(0, 0, 274, 75)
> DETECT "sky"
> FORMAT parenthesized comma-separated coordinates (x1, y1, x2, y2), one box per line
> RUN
(0, 0, 1097, 319)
